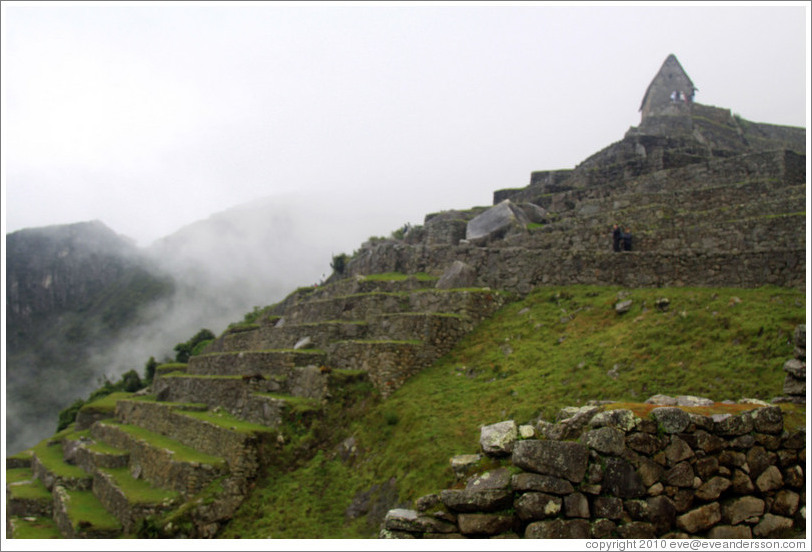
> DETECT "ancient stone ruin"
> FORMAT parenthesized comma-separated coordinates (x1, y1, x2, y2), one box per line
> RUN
(381, 401, 805, 539)
(5, 54, 805, 539)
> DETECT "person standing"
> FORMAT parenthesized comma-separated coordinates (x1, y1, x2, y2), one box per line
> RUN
(612, 224, 622, 252)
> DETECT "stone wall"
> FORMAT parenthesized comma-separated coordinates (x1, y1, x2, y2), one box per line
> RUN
(381, 404, 806, 539)
(90, 422, 226, 496)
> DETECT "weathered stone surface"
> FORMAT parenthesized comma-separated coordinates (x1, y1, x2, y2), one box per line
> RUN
(591, 518, 618, 538)
(646, 394, 677, 406)
(439, 488, 513, 513)
(563, 492, 590, 518)
(510, 473, 573, 495)
(603, 457, 646, 498)
(480, 420, 518, 456)
(746, 446, 776, 479)
(615, 300, 633, 314)
(457, 513, 515, 536)
(664, 462, 695, 488)
(435, 261, 477, 290)
(771, 490, 800, 517)
(580, 426, 626, 456)
(675, 395, 714, 407)
(593, 496, 623, 520)
(651, 407, 691, 433)
(722, 496, 765, 525)
(694, 430, 726, 453)
(465, 200, 529, 244)
(515, 492, 563, 521)
(695, 456, 719, 480)
(708, 525, 752, 538)
(755, 465, 783, 492)
(695, 476, 731, 501)
(617, 521, 656, 538)
(714, 412, 754, 436)
(783, 465, 804, 488)
(511, 440, 589, 483)
(450, 454, 481, 479)
(751, 406, 784, 434)
(466, 467, 512, 492)
(589, 409, 639, 431)
(783, 358, 805, 378)
(384, 509, 420, 532)
(753, 513, 794, 538)
(676, 502, 721, 533)
(637, 456, 665, 488)
(524, 519, 590, 539)
(664, 436, 694, 465)
(627, 432, 661, 455)
(646, 495, 677, 534)
(730, 469, 755, 494)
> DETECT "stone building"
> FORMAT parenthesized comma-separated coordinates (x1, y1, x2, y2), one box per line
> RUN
(639, 54, 696, 120)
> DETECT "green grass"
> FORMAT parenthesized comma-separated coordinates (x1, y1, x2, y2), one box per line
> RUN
(6, 468, 51, 501)
(100, 422, 226, 466)
(9, 516, 63, 538)
(221, 284, 805, 538)
(63, 488, 122, 532)
(79, 391, 134, 415)
(32, 439, 88, 481)
(99, 467, 179, 504)
(179, 408, 278, 435)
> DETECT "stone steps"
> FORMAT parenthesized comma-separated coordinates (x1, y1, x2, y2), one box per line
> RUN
(6, 467, 53, 519)
(51, 485, 122, 538)
(63, 435, 130, 474)
(187, 349, 327, 376)
(90, 420, 227, 496)
(92, 467, 179, 534)
(216, 320, 369, 352)
(6, 515, 63, 539)
(113, 398, 276, 474)
(31, 439, 93, 492)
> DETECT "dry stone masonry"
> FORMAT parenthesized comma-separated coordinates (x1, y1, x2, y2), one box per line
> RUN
(381, 400, 806, 539)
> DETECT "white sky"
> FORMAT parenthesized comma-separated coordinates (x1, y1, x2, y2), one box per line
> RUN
(2, 1, 809, 247)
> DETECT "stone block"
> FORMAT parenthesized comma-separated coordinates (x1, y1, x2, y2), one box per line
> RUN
(480, 420, 518, 456)
(511, 440, 589, 483)
(593, 496, 623, 520)
(676, 502, 721, 534)
(753, 513, 794, 538)
(457, 513, 515, 536)
(708, 525, 752, 538)
(510, 473, 573, 495)
(435, 261, 477, 290)
(603, 457, 646, 498)
(524, 518, 590, 539)
(722, 496, 765, 525)
(465, 200, 529, 244)
(650, 407, 691, 433)
(580, 426, 626, 456)
(515, 492, 562, 521)
(563, 492, 590, 518)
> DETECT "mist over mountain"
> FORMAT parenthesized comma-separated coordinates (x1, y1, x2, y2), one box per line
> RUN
(5, 193, 405, 454)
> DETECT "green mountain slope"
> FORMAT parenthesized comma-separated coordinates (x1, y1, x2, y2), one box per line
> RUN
(219, 284, 805, 538)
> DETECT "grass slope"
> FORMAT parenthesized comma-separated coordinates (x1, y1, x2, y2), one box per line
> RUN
(221, 284, 805, 538)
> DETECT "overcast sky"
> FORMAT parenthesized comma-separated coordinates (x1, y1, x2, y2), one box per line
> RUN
(2, 2, 809, 247)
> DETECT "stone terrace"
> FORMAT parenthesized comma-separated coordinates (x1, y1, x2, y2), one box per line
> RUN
(6, 273, 507, 538)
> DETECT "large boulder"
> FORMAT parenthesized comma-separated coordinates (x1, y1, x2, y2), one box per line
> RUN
(480, 420, 518, 456)
(435, 260, 477, 290)
(465, 200, 530, 245)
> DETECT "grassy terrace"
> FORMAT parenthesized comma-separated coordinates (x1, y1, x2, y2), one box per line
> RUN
(63, 488, 122, 533)
(8, 516, 63, 539)
(32, 438, 88, 481)
(6, 468, 51, 501)
(221, 284, 805, 539)
(98, 421, 226, 467)
(79, 391, 135, 415)
(99, 467, 179, 504)
(178, 408, 278, 435)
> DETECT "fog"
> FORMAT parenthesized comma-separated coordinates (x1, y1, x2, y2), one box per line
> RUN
(3, 4, 808, 248)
